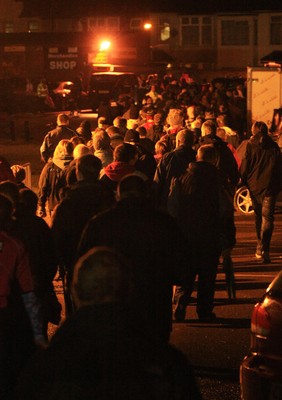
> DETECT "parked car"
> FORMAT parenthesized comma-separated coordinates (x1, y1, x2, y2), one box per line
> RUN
(240, 270, 282, 400)
(50, 81, 74, 110)
(88, 71, 139, 111)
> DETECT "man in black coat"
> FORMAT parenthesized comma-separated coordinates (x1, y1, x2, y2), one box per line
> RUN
(240, 121, 282, 263)
(168, 144, 221, 322)
(40, 113, 77, 162)
(77, 174, 189, 343)
(17, 247, 202, 400)
(153, 129, 196, 210)
(51, 154, 115, 316)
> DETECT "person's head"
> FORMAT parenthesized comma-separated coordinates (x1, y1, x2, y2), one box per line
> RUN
(73, 144, 91, 159)
(53, 139, 73, 159)
(106, 126, 121, 138)
(113, 117, 127, 133)
(216, 127, 227, 141)
(113, 143, 138, 164)
(0, 156, 15, 183)
(216, 114, 228, 127)
(251, 121, 268, 137)
(97, 116, 109, 129)
(136, 126, 147, 138)
(0, 193, 13, 230)
(0, 180, 19, 210)
(71, 246, 132, 308)
(76, 120, 92, 142)
(92, 130, 111, 151)
(19, 188, 38, 215)
(11, 165, 26, 184)
(201, 119, 217, 137)
(167, 108, 184, 127)
(76, 154, 102, 182)
(124, 129, 140, 145)
(153, 113, 163, 125)
(70, 136, 84, 148)
(57, 113, 70, 126)
(155, 140, 168, 157)
(197, 144, 217, 165)
(176, 128, 195, 148)
(116, 173, 150, 201)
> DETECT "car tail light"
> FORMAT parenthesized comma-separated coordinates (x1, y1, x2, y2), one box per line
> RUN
(251, 302, 270, 339)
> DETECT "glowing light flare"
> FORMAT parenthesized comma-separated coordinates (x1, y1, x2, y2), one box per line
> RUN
(144, 23, 152, 30)
(99, 41, 111, 51)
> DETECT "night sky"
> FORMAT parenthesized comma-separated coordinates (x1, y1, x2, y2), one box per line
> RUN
(20, 0, 282, 17)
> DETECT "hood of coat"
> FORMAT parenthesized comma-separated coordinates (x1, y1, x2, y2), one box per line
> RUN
(103, 161, 135, 182)
(52, 155, 73, 170)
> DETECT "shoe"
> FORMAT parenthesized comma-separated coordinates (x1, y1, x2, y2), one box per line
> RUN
(262, 252, 271, 264)
(174, 298, 186, 322)
(255, 250, 262, 259)
(255, 243, 263, 259)
(198, 312, 217, 323)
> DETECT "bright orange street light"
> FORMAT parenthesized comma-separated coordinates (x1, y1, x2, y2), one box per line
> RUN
(99, 40, 111, 51)
(144, 22, 152, 30)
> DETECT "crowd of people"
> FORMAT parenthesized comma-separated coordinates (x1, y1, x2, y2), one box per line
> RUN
(1, 71, 282, 399)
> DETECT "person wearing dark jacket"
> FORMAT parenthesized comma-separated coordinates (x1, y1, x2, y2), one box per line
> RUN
(0, 194, 45, 400)
(77, 174, 189, 343)
(51, 154, 115, 316)
(40, 113, 77, 162)
(124, 129, 157, 181)
(17, 247, 202, 400)
(199, 120, 239, 299)
(38, 139, 73, 217)
(168, 144, 221, 322)
(240, 121, 282, 263)
(100, 142, 146, 192)
(153, 129, 196, 210)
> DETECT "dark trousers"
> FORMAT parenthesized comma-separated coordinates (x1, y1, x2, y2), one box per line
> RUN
(174, 253, 219, 318)
(251, 195, 276, 253)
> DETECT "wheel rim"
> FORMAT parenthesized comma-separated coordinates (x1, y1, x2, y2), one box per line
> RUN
(235, 187, 254, 215)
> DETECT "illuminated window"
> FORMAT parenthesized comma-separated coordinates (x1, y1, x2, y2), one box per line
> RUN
(28, 20, 40, 32)
(5, 22, 14, 33)
(221, 20, 249, 45)
(108, 17, 119, 30)
(160, 18, 171, 41)
(88, 18, 96, 31)
(97, 18, 106, 28)
(130, 18, 143, 30)
(271, 16, 282, 44)
(181, 16, 212, 47)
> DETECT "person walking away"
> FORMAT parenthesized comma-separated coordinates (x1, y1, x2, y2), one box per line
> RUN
(51, 154, 115, 317)
(168, 144, 221, 322)
(199, 120, 239, 299)
(0, 194, 45, 399)
(77, 174, 189, 343)
(38, 139, 73, 218)
(153, 129, 196, 211)
(40, 113, 77, 163)
(17, 246, 202, 400)
(240, 120, 282, 263)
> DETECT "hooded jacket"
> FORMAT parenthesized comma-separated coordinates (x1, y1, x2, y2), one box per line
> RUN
(240, 133, 282, 201)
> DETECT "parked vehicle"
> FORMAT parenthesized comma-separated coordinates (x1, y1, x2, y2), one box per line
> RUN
(88, 71, 139, 111)
(50, 81, 74, 110)
(240, 270, 282, 400)
(247, 66, 282, 130)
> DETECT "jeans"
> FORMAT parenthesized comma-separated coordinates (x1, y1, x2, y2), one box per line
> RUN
(251, 195, 276, 253)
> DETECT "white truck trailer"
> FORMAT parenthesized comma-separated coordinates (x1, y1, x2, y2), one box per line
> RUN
(247, 66, 282, 130)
